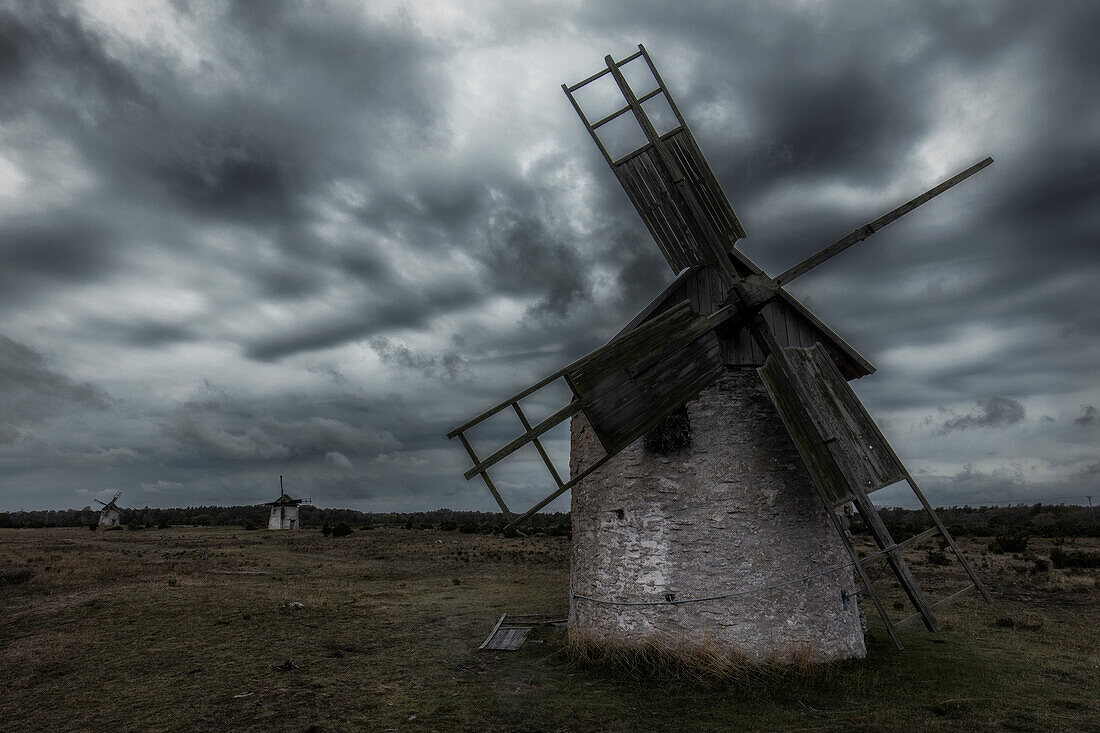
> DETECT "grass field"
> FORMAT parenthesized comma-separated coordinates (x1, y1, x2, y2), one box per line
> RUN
(0, 526, 1096, 732)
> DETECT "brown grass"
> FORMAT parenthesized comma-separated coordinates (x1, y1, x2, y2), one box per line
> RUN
(0, 526, 1097, 732)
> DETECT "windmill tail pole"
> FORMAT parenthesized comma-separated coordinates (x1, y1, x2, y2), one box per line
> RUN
(774, 157, 993, 287)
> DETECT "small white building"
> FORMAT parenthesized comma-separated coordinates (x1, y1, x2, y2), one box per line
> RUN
(264, 477, 310, 529)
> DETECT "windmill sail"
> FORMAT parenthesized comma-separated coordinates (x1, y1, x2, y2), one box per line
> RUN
(758, 344, 907, 504)
(758, 343, 991, 646)
(450, 300, 741, 526)
(564, 45, 745, 273)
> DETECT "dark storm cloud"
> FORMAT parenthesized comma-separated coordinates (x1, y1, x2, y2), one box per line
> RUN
(1, 1, 1097, 511)
(939, 397, 1026, 433)
(368, 337, 468, 382)
(0, 217, 114, 303)
(245, 281, 482, 361)
(0, 335, 111, 430)
(165, 413, 399, 463)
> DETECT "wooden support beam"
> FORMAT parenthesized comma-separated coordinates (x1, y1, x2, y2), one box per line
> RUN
(503, 451, 616, 533)
(902, 472, 994, 604)
(513, 402, 564, 488)
(774, 157, 994, 286)
(463, 401, 583, 480)
(861, 526, 940, 569)
(849, 490, 940, 633)
(456, 433, 512, 520)
(894, 585, 978, 631)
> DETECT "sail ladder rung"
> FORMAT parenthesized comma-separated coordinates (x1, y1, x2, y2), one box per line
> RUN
(860, 526, 942, 570)
(894, 584, 978, 632)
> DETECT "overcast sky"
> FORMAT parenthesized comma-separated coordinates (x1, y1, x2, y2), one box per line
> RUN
(1, 0, 1097, 513)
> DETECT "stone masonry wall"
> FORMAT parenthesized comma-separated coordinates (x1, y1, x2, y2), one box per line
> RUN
(569, 370, 865, 663)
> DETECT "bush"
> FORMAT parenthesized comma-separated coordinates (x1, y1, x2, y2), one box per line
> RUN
(926, 548, 950, 566)
(0, 567, 34, 585)
(989, 531, 1029, 553)
(322, 523, 332, 537)
(331, 522, 354, 538)
(1032, 558, 1050, 573)
(1051, 546, 1100, 569)
(87, 524, 98, 532)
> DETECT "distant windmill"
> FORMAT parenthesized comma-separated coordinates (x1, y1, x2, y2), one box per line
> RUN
(264, 476, 311, 530)
(95, 491, 123, 528)
(449, 45, 992, 661)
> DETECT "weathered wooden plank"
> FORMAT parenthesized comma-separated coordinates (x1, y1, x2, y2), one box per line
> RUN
(479, 614, 533, 651)
(478, 614, 507, 650)
(607, 124, 743, 272)
(779, 345, 906, 493)
(581, 329, 723, 454)
(566, 302, 706, 395)
(481, 626, 530, 651)
(758, 355, 852, 505)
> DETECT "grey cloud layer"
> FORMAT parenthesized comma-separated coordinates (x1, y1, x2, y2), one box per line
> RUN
(0, 0, 1097, 511)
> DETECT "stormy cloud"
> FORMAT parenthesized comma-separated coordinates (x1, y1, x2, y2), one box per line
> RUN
(1, 0, 1097, 511)
(940, 397, 1026, 433)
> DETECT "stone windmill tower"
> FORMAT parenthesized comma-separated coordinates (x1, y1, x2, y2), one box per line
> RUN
(264, 476, 310, 530)
(449, 45, 992, 661)
(95, 491, 123, 527)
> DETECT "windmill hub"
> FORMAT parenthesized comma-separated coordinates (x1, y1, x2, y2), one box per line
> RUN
(728, 273, 779, 312)
(450, 45, 992, 664)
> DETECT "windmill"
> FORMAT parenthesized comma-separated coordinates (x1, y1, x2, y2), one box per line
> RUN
(449, 45, 993, 660)
(95, 491, 123, 527)
(264, 475, 311, 530)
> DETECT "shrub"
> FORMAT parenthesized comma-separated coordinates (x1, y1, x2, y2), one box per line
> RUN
(87, 524, 98, 532)
(0, 567, 34, 585)
(989, 531, 1029, 553)
(926, 548, 950, 566)
(331, 522, 354, 538)
(1051, 546, 1100, 569)
(322, 523, 332, 537)
(1032, 558, 1050, 573)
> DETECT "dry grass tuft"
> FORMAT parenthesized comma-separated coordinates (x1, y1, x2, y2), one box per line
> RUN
(561, 631, 842, 689)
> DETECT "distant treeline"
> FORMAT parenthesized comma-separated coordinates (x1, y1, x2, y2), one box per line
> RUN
(0, 505, 570, 535)
(856, 504, 1097, 539)
(0, 502, 1095, 537)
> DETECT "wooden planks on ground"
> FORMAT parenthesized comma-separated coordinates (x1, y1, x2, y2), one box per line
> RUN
(478, 614, 533, 651)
